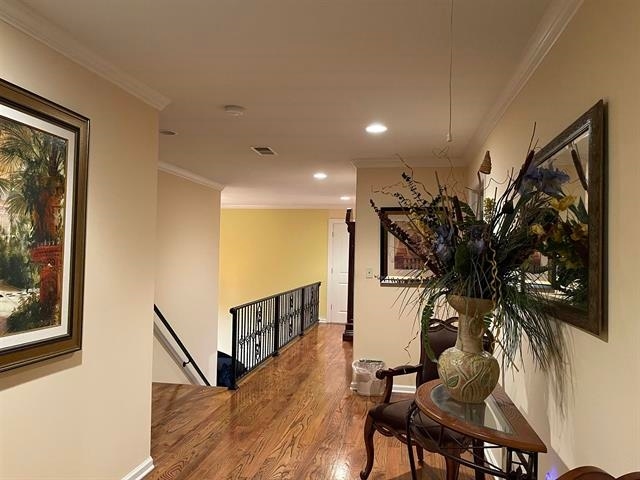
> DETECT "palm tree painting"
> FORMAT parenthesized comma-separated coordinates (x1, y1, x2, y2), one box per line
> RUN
(0, 117, 67, 337)
(0, 79, 87, 372)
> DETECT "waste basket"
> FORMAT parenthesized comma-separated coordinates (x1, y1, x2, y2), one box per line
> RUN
(352, 359, 385, 396)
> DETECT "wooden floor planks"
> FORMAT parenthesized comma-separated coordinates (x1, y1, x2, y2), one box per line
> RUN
(149, 324, 471, 480)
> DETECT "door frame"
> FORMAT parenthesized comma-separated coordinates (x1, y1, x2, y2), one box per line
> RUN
(326, 218, 348, 324)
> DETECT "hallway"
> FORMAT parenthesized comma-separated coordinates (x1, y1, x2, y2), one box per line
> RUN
(149, 324, 458, 480)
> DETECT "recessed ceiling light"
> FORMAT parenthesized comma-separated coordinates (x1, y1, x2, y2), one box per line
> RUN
(340, 196, 351, 201)
(366, 123, 388, 134)
(313, 172, 328, 180)
(159, 129, 177, 136)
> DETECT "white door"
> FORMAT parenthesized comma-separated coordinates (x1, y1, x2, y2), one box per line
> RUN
(328, 220, 349, 324)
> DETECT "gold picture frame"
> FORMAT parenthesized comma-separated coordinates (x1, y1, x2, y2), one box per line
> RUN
(0, 79, 89, 372)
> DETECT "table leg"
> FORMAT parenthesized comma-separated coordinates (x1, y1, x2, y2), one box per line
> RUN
(529, 453, 538, 480)
(505, 449, 539, 480)
(472, 439, 485, 480)
(406, 402, 418, 480)
(506, 448, 513, 476)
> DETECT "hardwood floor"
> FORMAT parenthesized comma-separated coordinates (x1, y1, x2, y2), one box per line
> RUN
(150, 324, 467, 480)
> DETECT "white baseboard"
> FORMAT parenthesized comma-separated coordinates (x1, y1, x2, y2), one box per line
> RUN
(121, 456, 154, 480)
(392, 384, 416, 394)
(349, 381, 416, 395)
(318, 317, 328, 323)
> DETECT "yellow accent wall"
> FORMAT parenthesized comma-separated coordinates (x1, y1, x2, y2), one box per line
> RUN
(218, 209, 338, 352)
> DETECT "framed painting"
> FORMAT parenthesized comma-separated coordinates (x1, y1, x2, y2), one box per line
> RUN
(0, 79, 89, 372)
(379, 207, 426, 286)
(527, 100, 606, 338)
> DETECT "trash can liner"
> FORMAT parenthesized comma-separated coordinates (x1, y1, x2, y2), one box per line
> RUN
(352, 359, 385, 396)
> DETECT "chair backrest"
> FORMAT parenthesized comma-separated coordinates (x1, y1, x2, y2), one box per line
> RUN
(418, 317, 494, 387)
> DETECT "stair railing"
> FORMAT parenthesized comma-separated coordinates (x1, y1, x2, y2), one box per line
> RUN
(153, 305, 210, 386)
(228, 281, 321, 389)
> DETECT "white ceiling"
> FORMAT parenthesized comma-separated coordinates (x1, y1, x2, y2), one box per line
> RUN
(15, 0, 560, 207)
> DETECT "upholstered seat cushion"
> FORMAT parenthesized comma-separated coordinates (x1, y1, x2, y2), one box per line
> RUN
(369, 399, 467, 446)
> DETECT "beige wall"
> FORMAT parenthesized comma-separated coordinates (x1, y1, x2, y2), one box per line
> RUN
(152, 335, 191, 384)
(353, 167, 468, 376)
(0, 21, 158, 480)
(154, 171, 220, 384)
(218, 209, 339, 353)
(469, 1, 640, 475)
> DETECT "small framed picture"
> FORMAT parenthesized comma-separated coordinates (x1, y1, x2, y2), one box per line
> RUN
(379, 207, 426, 287)
(0, 79, 89, 372)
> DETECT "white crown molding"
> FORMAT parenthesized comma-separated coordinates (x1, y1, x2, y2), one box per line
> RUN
(463, 0, 583, 160)
(0, 0, 170, 110)
(121, 456, 154, 480)
(352, 156, 466, 169)
(158, 162, 225, 191)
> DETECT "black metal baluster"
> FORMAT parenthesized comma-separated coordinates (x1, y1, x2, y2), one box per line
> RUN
(288, 294, 294, 339)
(229, 307, 238, 389)
(314, 284, 319, 324)
(269, 297, 274, 357)
(253, 304, 257, 368)
(262, 301, 267, 360)
(302, 286, 308, 332)
(242, 306, 245, 372)
(242, 308, 251, 369)
(274, 295, 280, 356)
(255, 304, 262, 365)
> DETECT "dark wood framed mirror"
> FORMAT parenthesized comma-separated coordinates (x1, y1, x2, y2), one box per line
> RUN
(529, 100, 606, 338)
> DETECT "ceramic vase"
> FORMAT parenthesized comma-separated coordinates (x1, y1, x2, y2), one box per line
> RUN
(437, 294, 499, 404)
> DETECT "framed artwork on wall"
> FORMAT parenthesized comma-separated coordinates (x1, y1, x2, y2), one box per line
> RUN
(379, 207, 427, 286)
(528, 100, 606, 338)
(0, 79, 89, 372)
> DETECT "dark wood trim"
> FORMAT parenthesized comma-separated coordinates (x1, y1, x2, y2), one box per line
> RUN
(343, 209, 355, 342)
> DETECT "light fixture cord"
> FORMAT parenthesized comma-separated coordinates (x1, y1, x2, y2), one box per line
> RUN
(447, 0, 454, 142)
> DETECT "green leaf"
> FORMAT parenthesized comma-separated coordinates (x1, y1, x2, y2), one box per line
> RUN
(445, 375, 459, 388)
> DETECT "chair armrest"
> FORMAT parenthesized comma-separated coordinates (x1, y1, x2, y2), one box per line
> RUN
(376, 364, 422, 379)
(376, 364, 422, 403)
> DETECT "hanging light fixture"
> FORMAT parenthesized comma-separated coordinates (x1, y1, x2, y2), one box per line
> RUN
(446, 0, 455, 143)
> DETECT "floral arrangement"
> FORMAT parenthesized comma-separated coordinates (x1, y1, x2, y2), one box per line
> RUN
(371, 148, 588, 381)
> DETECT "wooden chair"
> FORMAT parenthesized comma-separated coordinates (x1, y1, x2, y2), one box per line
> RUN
(360, 317, 493, 480)
(557, 467, 640, 480)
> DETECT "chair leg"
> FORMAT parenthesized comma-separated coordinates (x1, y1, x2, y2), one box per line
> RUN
(445, 456, 461, 480)
(417, 446, 424, 464)
(360, 414, 376, 479)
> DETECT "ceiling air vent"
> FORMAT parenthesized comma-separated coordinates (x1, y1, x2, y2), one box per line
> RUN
(251, 146, 277, 156)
